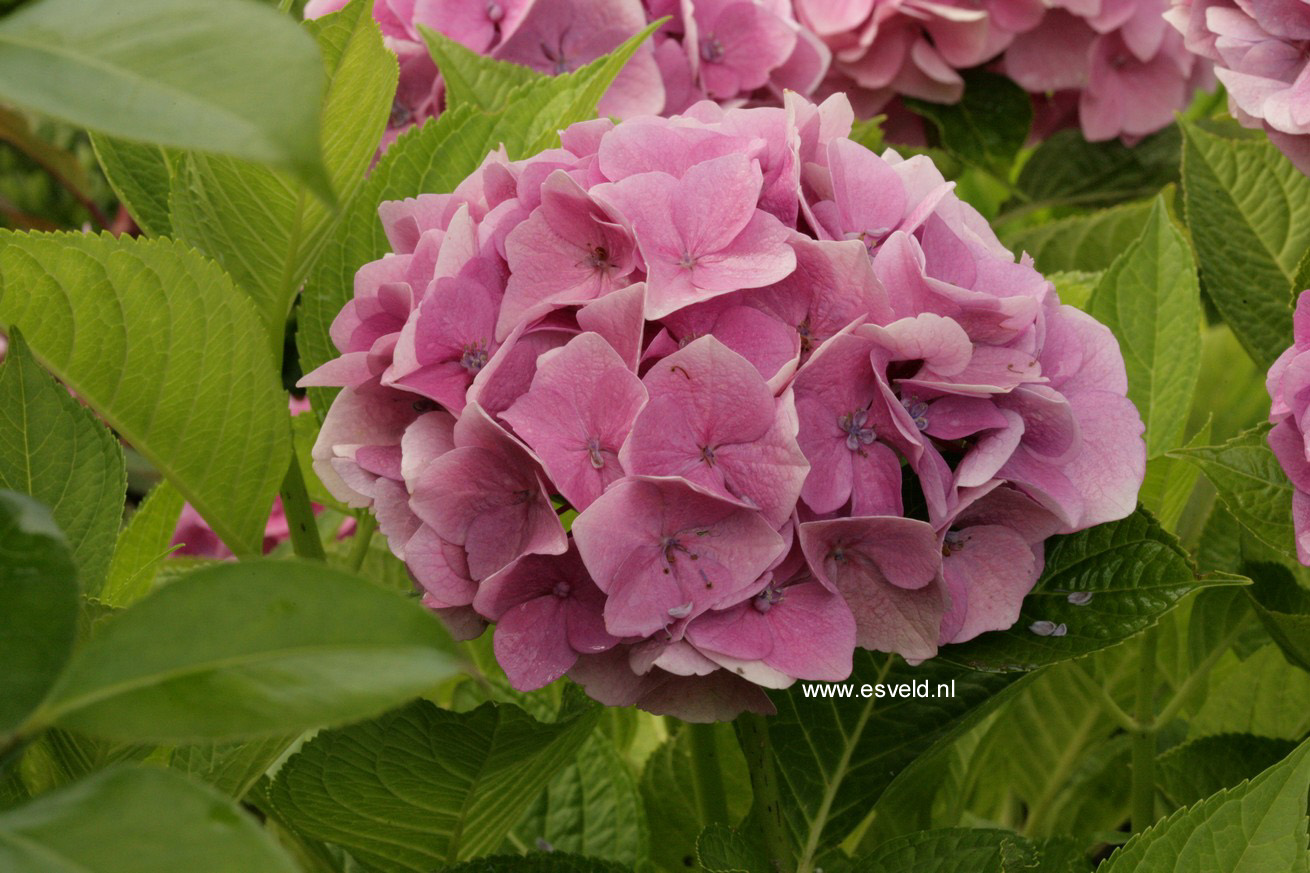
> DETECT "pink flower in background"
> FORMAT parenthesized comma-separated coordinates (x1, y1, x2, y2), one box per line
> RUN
(306, 93, 1145, 721)
(1167, 0, 1310, 172)
(1266, 291, 1310, 563)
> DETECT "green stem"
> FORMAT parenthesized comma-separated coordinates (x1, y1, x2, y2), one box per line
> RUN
(1070, 660, 1141, 733)
(736, 712, 795, 873)
(279, 457, 326, 562)
(1130, 627, 1158, 834)
(345, 513, 377, 572)
(687, 722, 730, 827)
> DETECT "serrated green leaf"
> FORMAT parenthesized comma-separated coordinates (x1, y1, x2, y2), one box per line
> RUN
(169, 0, 397, 347)
(906, 71, 1031, 177)
(943, 509, 1228, 671)
(1015, 126, 1180, 212)
(697, 824, 770, 873)
(1088, 196, 1201, 458)
(0, 231, 288, 556)
(0, 764, 299, 873)
(98, 480, 185, 607)
(768, 654, 1023, 865)
(33, 560, 456, 743)
(419, 25, 544, 111)
(509, 734, 649, 866)
(1181, 120, 1310, 368)
(1158, 734, 1298, 808)
(271, 699, 600, 870)
(437, 856, 630, 873)
(0, 0, 329, 197)
(1102, 738, 1310, 872)
(855, 828, 1046, 873)
(88, 135, 174, 237)
(0, 491, 77, 736)
(1244, 562, 1310, 672)
(1171, 423, 1296, 560)
(1003, 200, 1154, 274)
(0, 330, 124, 591)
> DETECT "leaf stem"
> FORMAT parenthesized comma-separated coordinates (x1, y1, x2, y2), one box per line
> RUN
(736, 711, 795, 873)
(279, 456, 326, 562)
(1130, 626, 1158, 833)
(1070, 660, 1141, 733)
(687, 722, 730, 827)
(345, 512, 377, 572)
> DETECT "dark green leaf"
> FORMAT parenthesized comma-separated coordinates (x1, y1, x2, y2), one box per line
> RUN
(437, 856, 630, 873)
(1015, 126, 1180, 211)
(0, 330, 124, 590)
(1245, 562, 1310, 672)
(34, 560, 457, 742)
(905, 71, 1031, 177)
(0, 491, 77, 735)
(1158, 734, 1298, 808)
(855, 828, 1048, 873)
(697, 824, 770, 873)
(1003, 200, 1154, 274)
(168, 735, 297, 800)
(271, 700, 599, 870)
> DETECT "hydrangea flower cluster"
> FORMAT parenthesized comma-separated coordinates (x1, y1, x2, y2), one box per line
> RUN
(1266, 291, 1310, 563)
(1167, 0, 1310, 173)
(304, 93, 1145, 720)
(306, 0, 1209, 150)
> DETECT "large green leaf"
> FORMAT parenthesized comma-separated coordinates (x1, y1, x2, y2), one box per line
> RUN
(1088, 196, 1201, 458)
(905, 71, 1031, 178)
(1002, 200, 1154, 274)
(0, 330, 124, 590)
(168, 735, 297, 800)
(169, 0, 397, 346)
(31, 560, 456, 742)
(1101, 738, 1310, 871)
(0, 764, 299, 873)
(297, 23, 658, 409)
(943, 509, 1234, 671)
(1171, 424, 1296, 561)
(419, 26, 544, 112)
(1245, 562, 1310, 672)
(88, 135, 174, 237)
(1014, 126, 1180, 213)
(271, 699, 599, 870)
(0, 0, 329, 197)
(1181, 120, 1310, 367)
(1190, 644, 1310, 740)
(1157, 734, 1299, 808)
(0, 231, 288, 555)
(0, 491, 77, 736)
(98, 479, 185, 607)
(854, 828, 1073, 873)
(767, 654, 1023, 866)
(437, 857, 630, 873)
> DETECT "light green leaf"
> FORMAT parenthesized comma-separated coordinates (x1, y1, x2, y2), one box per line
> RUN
(1003, 200, 1154, 274)
(170, 0, 397, 346)
(0, 764, 299, 873)
(509, 734, 649, 866)
(1015, 126, 1180, 212)
(437, 857, 630, 873)
(1158, 734, 1298, 808)
(34, 560, 457, 743)
(0, 330, 124, 591)
(943, 509, 1230, 672)
(168, 735, 298, 799)
(98, 480, 185, 607)
(1244, 562, 1310, 672)
(1141, 419, 1211, 531)
(419, 26, 544, 112)
(905, 71, 1031, 177)
(0, 231, 288, 556)
(1048, 270, 1101, 311)
(0, 0, 330, 198)
(89, 135, 174, 237)
(1101, 738, 1310, 872)
(272, 699, 599, 870)
(1181, 119, 1310, 367)
(1171, 423, 1296, 561)
(767, 654, 1023, 864)
(0, 491, 77, 736)
(1088, 196, 1200, 458)
(1190, 644, 1310, 739)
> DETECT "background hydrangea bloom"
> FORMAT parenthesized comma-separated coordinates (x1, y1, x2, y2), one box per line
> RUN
(306, 92, 1145, 721)
(1167, 0, 1310, 172)
(1265, 291, 1310, 562)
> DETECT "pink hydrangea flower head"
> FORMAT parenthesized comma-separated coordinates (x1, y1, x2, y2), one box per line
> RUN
(1266, 290, 1310, 562)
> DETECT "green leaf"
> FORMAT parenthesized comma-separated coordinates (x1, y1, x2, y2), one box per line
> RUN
(1171, 423, 1296, 560)
(419, 25, 544, 111)
(33, 560, 457, 742)
(0, 0, 330, 198)
(169, 0, 398, 345)
(854, 828, 1054, 873)
(271, 699, 600, 870)
(437, 856, 630, 873)
(1190, 644, 1310, 739)
(767, 654, 1023, 863)
(1015, 126, 1180, 212)
(509, 734, 649, 866)
(905, 71, 1031, 177)
(88, 135, 174, 237)
(1158, 734, 1298, 808)
(943, 509, 1231, 671)
(98, 480, 185, 607)
(0, 231, 288, 555)
(1181, 119, 1310, 367)
(697, 824, 771, 873)
(168, 735, 297, 799)
(1088, 196, 1201, 458)
(0, 764, 299, 873)
(0, 105, 94, 202)
(0, 330, 124, 590)
(1048, 270, 1101, 311)
(1002, 200, 1154, 274)
(1141, 419, 1212, 531)
(1245, 562, 1310, 672)
(0, 491, 77, 735)
(1101, 738, 1310, 872)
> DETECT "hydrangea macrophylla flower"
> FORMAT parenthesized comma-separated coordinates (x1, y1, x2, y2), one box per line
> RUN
(1167, 0, 1310, 172)
(1266, 291, 1310, 562)
(309, 92, 1145, 720)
